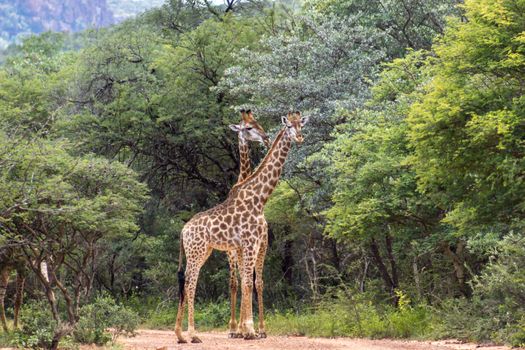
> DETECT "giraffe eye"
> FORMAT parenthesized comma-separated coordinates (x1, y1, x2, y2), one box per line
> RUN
(246, 127, 253, 130)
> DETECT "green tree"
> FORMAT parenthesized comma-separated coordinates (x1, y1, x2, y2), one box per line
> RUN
(408, 0, 525, 236)
(0, 136, 148, 349)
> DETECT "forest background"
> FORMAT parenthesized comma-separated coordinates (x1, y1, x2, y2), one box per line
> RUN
(1, 0, 525, 348)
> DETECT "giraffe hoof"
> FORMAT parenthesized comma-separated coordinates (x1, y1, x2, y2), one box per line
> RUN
(191, 336, 202, 343)
(228, 332, 236, 338)
(243, 333, 257, 340)
(177, 338, 188, 344)
(258, 332, 267, 338)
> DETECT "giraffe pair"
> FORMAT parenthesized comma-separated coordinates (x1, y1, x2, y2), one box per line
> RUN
(175, 110, 308, 343)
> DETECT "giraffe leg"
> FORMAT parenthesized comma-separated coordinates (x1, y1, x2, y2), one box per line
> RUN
(255, 241, 268, 338)
(234, 249, 245, 338)
(186, 245, 212, 344)
(175, 242, 210, 344)
(185, 260, 206, 343)
(240, 250, 257, 340)
(0, 267, 10, 332)
(227, 250, 240, 338)
(13, 273, 25, 329)
(174, 292, 187, 343)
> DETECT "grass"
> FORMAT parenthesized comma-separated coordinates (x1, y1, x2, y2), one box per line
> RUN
(265, 303, 432, 339)
(133, 295, 433, 340)
(138, 300, 231, 331)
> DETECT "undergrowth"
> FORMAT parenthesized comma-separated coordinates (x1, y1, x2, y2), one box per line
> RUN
(266, 292, 432, 339)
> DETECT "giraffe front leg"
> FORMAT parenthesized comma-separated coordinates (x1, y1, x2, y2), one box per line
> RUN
(255, 241, 267, 338)
(0, 267, 10, 332)
(226, 251, 240, 338)
(240, 253, 257, 340)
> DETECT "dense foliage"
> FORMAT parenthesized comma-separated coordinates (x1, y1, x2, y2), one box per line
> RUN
(1, 0, 525, 347)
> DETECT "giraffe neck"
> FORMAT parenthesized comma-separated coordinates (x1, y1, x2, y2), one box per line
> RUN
(238, 136, 251, 183)
(231, 128, 291, 210)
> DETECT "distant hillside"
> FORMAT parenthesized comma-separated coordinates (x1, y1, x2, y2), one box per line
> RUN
(108, 0, 164, 22)
(0, 0, 163, 49)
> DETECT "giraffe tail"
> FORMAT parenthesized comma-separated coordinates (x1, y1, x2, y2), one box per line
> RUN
(178, 233, 185, 305)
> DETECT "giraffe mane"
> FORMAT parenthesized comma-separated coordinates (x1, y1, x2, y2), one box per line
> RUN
(230, 127, 286, 192)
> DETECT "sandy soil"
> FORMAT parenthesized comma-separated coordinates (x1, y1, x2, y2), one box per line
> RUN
(116, 329, 515, 350)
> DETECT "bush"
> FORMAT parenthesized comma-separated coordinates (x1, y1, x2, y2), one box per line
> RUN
(431, 234, 525, 346)
(17, 300, 58, 349)
(0, 328, 18, 348)
(266, 291, 431, 339)
(73, 295, 140, 345)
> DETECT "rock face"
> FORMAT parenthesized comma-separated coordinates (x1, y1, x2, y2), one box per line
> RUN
(0, 0, 116, 48)
(18, 0, 115, 32)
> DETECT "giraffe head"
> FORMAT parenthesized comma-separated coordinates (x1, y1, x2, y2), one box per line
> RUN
(229, 109, 270, 147)
(281, 111, 309, 144)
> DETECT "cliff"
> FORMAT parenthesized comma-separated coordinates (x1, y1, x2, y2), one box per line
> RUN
(0, 0, 161, 49)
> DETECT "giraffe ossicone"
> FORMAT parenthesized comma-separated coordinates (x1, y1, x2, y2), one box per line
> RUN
(174, 111, 309, 343)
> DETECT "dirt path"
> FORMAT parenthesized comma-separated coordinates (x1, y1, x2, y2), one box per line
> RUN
(117, 329, 513, 350)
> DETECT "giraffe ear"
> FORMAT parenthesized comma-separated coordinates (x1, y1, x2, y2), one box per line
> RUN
(300, 116, 309, 126)
(229, 124, 242, 132)
(281, 116, 290, 127)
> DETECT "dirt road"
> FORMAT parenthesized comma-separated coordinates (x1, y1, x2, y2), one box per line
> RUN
(118, 329, 512, 350)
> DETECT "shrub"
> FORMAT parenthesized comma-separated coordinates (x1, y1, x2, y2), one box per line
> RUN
(266, 292, 431, 339)
(431, 234, 525, 345)
(17, 300, 58, 349)
(73, 295, 140, 345)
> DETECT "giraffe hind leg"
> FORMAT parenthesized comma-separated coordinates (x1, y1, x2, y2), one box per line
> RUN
(181, 245, 211, 344)
(174, 290, 187, 343)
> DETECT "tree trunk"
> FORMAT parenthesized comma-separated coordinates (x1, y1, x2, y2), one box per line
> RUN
(328, 237, 341, 273)
(443, 241, 470, 297)
(412, 256, 421, 300)
(0, 266, 9, 332)
(13, 273, 25, 329)
(282, 237, 293, 285)
(385, 232, 399, 290)
(369, 238, 399, 306)
(359, 258, 369, 293)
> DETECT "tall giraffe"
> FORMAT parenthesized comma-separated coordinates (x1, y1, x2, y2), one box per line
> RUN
(226, 109, 269, 338)
(175, 112, 309, 343)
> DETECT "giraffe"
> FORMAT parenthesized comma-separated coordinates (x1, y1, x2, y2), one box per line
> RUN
(175, 111, 309, 343)
(0, 247, 27, 332)
(226, 109, 269, 338)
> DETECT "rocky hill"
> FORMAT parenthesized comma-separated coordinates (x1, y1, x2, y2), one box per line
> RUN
(0, 0, 163, 49)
